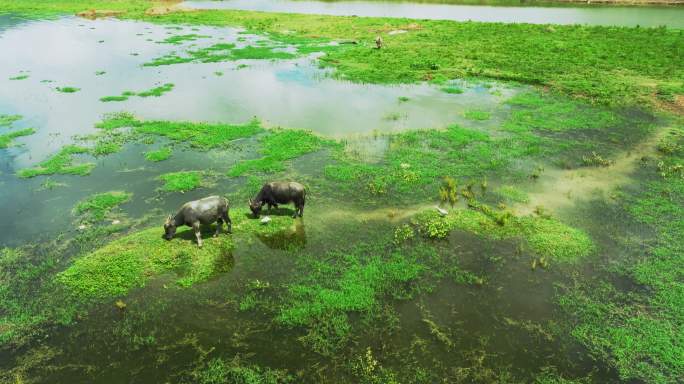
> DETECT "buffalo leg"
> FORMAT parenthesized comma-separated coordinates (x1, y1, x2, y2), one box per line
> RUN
(192, 222, 203, 247)
(214, 219, 223, 237)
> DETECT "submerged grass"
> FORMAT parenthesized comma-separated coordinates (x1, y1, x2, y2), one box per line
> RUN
(73, 191, 132, 222)
(144, 147, 172, 162)
(0, 114, 21, 127)
(412, 205, 594, 263)
(100, 83, 174, 102)
(558, 124, 684, 383)
(0, 128, 35, 148)
(158, 171, 203, 192)
(96, 112, 263, 149)
(17, 145, 94, 178)
(55, 86, 80, 93)
(228, 128, 334, 176)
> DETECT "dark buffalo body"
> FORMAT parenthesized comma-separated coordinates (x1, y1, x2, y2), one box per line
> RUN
(164, 195, 231, 247)
(249, 181, 306, 218)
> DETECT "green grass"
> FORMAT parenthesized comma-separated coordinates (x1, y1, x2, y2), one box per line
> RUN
(96, 113, 263, 149)
(158, 33, 208, 45)
(228, 128, 332, 176)
(56, 87, 80, 93)
(56, 226, 235, 298)
(17, 145, 95, 178)
(0, 114, 21, 127)
(91, 139, 122, 156)
(0, 128, 35, 148)
(136, 83, 174, 97)
(193, 358, 291, 384)
(558, 125, 684, 383)
(100, 83, 174, 102)
(143, 42, 297, 67)
(158, 171, 203, 192)
(144, 147, 172, 162)
(9, 74, 28, 80)
(441, 86, 463, 94)
(463, 109, 491, 121)
(73, 191, 132, 222)
(95, 70, 106, 75)
(496, 185, 529, 203)
(411, 205, 594, 263)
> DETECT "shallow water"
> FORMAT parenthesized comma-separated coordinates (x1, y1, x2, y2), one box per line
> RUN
(0, 12, 668, 384)
(183, 0, 684, 28)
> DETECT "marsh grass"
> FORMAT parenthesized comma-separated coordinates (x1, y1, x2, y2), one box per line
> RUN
(0, 114, 21, 127)
(157, 171, 204, 192)
(144, 147, 172, 162)
(17, 145, 95, 178)
(100, 83, 174, 102)
(9, 74, 28, 80)
(0, 128, 35, 148)
(73, 191, 132, 222)
(463, 109, 491, 121)
(56, 86, 80, 93)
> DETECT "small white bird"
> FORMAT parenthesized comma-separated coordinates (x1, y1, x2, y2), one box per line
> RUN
(436, 207, 448, 216)
(112, 220, 121, 225)
(78, 224, 87, 230)
(260, 216, 272, 225)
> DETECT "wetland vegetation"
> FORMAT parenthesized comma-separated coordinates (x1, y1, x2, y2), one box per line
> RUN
(0, 0, 683, 383)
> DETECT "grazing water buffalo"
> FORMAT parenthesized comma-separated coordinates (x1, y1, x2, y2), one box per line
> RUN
(249, 181, 306, 218)
(164, 195, 231, 247)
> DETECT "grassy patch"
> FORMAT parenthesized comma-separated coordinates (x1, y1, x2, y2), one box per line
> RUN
(96, 113, 263, 149)
(73, 191, 132, 222)
(412, 205, 593, 263)
(0, 128, 35, 148)
(144, 147, 172, 162)
(100, 83, 174, 101)
(558, 124, 684, 383)
(228, 128, 332, 176)
(441, 86, 463, 94)
(56, 87, 80, 93)
(17, 145, 94, 178)
(56, 226, 234, 298)
(0, 114, 21, 127)
(158, 171, 203, 192)
(192, 357, 291, 384)
(463, 109, 491, 121)
(158, 33, 208, 45)
(9, 74, 28, 80)
(497, 185, 529, 203)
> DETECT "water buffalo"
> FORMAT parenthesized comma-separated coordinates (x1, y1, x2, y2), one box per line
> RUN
(249, 181, 306, 218)
(164, 195, 231, 247)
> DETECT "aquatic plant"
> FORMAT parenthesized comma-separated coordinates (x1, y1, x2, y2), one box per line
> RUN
(73, 191, 132, 222)
(100, 83, 174, 102)
(0, 128, 35, 148)
(158, 171, 203, 192)
(228, 128, 332, 176)
(56, 86, 80, 93)
(9, 74, 28, 80)
(441, 86, 463, 94)
(144, 147, 172, 162)
(136, 83, 174, 97)
(463, 109, 491, 121)
(96, 113, 263, 149)
(0, 114, 21, 127)
(158, 33, 208, 45)
(17, 145, 94, 178)
(581, 151, 613, 167)
(438, 176, 458, 207)
(192, 357, 292, 384)
(411, 205, 593, 263)
(497, 185, 529, 204)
